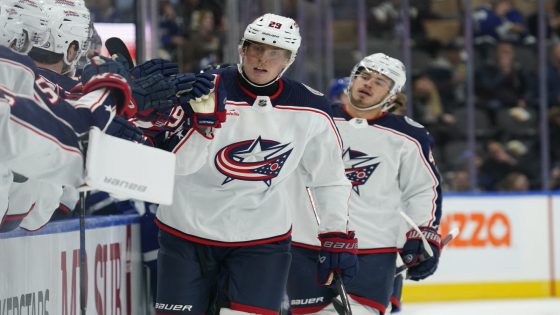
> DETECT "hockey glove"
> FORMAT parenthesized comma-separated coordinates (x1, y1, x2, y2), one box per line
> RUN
(400, 227, 442, 281)
(130, 72, 197, 113)
(106, 116, 147, 143)
(179, 73, 227, 128)
(130, 59, 179, 78)
(81, 55, 131, 83)
(317, 231, 358, 287)
(81, 56, 135, 119)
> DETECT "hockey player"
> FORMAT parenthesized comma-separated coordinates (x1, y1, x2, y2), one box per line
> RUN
(0, 0, 138, 231)
(154, 13, 357, 315)
(288, 53, 443, 315)
(27, 0, 90, 94)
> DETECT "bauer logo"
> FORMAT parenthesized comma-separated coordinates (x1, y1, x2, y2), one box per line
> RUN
(291, 297, 325, 305)
(155, 303, 193, 312)
(103, 177, 147, 192)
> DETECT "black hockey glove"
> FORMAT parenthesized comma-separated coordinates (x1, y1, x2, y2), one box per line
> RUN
(81, 55, 131, 82)
(400, 227, 442, 281)
(317, 231, 358, 287)
(130, 72, 198, 113)
(130, 59, 179, 78)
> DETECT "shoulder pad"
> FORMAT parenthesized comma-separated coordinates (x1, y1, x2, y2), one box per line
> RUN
(302, 83, 324, 96)
(404, 116, 424, 128)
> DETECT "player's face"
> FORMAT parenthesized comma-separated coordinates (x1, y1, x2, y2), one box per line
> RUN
(241, 42, 290, 85)
(349, 70, 392, 109)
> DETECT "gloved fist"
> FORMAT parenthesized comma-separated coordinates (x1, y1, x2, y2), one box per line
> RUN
(80, 55, 135, 119)
(131, 59, 179, 78)
(179, 73, 227, 128)
(81, 55, 131, 84)
(106, 116, 147, 143)
(129, 73, 176, 112)
(130, 71, 203, 113)
(317, 231, 358, 287)
(400, 227, 442, 281)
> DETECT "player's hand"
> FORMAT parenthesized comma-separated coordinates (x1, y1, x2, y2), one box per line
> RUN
(317, 231, 358, 286)
(81, 55, 131, 82)
(80, 56, 135, 119)
(131, 59, 179, 78)
(106, 116, 147, 144)
(400, 227, 442, 281)
(178, 73, 227, 129)
(130, 72, 198, 113)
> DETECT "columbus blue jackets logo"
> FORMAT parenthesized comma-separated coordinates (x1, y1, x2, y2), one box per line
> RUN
(215, 136, 293, 186)
(343, 147, 379, 195)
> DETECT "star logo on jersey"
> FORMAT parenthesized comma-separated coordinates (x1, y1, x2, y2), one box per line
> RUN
(343, 147, 379, 195)
(214, 136, 293, 186)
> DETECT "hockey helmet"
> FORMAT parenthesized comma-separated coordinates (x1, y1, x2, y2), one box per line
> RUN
(348, 53, 406, 112)
(0, 0, 48, 53)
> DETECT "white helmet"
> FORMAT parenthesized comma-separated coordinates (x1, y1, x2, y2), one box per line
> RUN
(0, 0, 48, 53)
(36, 0, 91, 68)
(347, 53, 406, 112)
(239, 13, 301, 86)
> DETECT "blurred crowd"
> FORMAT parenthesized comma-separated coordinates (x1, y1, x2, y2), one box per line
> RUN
(83, 0, 560, 193)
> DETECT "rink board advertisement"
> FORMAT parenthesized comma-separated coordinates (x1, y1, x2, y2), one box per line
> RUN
(403, 193, 554, 302)
(0, 214, 146, 314)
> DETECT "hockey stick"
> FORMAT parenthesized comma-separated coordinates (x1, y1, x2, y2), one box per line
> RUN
(332, 272, 352, 315)
(79, 188, 87, 315)
(399, 211, 434, 257)
(394, 227, 459, 278)
(105, 37, 134, 69)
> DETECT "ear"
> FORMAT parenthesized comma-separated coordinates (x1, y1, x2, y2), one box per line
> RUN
(67, 44, 79, 62)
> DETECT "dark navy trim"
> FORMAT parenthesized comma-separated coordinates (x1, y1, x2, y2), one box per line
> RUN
(0, 213, 141, 239)
(1, 87, 81, 150)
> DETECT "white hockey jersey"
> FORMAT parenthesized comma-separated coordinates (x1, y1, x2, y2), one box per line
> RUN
(155, 67, 351, 246)
(292, 106, 442, 252)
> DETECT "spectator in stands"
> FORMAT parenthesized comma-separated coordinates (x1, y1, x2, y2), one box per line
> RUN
(159, 0, 186, 62)
(412, 74, 456, 144)
(178, 0, 224, 37)
(528, 0, 560, 41)
(475, 41, 535, 122)
(181, 9, 222, 72)
(368, 0, 431, 44)
(550, 106, 560, 162)
(547, 42, 560, 108)
(550, 163, 560, 190)
(479, 140, 520, 190)
(448, 170, 474, 192)
(473, 0, 534, 45)
(423, 39, 467, 110)
(88, 0, 121, 23)
(499, 171, 530, 191)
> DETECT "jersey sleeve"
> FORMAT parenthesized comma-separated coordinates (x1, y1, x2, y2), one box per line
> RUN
(398, 128, 442, 229)
(0, 47, 36, 97)
(0, 87, 84, 187)
(300, 106, 351, 235)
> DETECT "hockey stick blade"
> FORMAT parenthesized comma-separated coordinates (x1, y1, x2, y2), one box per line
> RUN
(395, 227, 460, 277)
(332, 273, 352, 315)
(105, 37, 134, 69)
